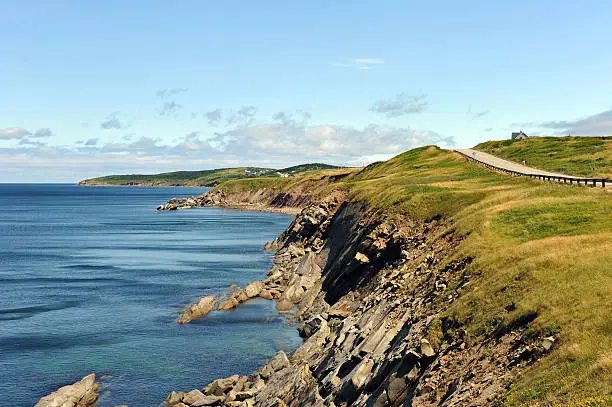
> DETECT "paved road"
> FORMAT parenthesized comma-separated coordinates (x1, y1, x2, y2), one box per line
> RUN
(455, 148, 609, 187)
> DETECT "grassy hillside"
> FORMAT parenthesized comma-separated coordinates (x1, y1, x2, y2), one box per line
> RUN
(79, 167, 272, 186)
(212, 146, 611, 405)
(279, 163, 341, 174)
(79, 163, 341, 186)
(474, 136, 612, 178)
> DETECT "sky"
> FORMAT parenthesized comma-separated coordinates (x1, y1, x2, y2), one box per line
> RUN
(1, 0, 612, 182)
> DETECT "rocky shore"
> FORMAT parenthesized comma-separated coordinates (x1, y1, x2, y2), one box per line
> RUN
(160, 189, 555, 406)
(156, 189, 306, 215)
(39, 186, 556, 406)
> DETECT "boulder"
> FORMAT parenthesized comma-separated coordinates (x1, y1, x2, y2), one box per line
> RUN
(190, 395, 225, 406)
(259, 290, 274, 300)
(284, 284, 305, 303)
(420, 339, 436, 357)
(245, 281, 263, 298)
(275, 298, 294, 313)
(204, 375, 239, 396)
(166, 391, 185, 405)
(35, 374, 99, 407)
(217, 297, 239, 311)
(298, 316, 324, 338)
(182, 389, 207, 405)
(355, 252, 370, 263)
(234, 390, 255, 401)
(236, 291, 249, 303)
(542, 336, 556, 351)
(268, 351, 290, 372)
(177, 296, 216, 324)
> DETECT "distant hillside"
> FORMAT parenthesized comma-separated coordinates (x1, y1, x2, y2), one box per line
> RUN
(279, 163, 341, 173)
(475, 136, 611, 178)
(78, 163, 341, 186)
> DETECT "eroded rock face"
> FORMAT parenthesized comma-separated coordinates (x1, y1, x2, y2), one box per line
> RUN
(35, 374, 99, 407)
(163, 199, 550, 406)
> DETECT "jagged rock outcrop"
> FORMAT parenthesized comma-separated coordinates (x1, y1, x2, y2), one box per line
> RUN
(164, 197, 554, 406)
(35, 374, 99, 407)
(157, 190, 228, 211)
(177, 296, 216, 324)
(156, 188, 314, 213)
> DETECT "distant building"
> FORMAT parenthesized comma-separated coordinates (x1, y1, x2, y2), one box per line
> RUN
(511, 131, 529, 140)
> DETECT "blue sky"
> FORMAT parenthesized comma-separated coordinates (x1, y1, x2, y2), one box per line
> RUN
(1, 0, 611, 181)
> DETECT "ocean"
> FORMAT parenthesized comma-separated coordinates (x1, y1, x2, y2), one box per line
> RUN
(0, 184, 301, 407)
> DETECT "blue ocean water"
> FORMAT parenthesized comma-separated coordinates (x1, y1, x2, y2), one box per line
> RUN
(0, 184, 301, 407)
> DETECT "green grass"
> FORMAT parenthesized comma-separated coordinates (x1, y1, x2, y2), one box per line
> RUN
(279, 163, 341, 173)
(474, 136, 612, 178)
(211, 144, 612, 405)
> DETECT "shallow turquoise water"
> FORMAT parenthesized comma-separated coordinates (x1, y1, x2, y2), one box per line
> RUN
(0, 184, 301, 407)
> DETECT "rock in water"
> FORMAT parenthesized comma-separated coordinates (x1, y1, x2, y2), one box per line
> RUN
(177, 296, 216, 324)
(245, 281, 263, 298)
(35, 373, 99, 407)
(275, 298, 294, 313)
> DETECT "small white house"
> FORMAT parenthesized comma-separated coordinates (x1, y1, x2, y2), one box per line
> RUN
(511, 131, 528, 140)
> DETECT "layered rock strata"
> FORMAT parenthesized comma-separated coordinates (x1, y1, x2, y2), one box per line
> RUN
(164, 194, 554, 406)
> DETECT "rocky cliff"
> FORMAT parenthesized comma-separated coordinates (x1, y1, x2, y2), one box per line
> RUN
(163, 189, 555, 407)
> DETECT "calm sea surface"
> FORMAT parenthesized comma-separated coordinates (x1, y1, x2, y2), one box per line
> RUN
(0, 184, 300, 407)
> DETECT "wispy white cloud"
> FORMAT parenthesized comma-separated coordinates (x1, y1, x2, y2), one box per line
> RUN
(370, 93, 428, 117)
(330, 58, 385, 70)
(100, 112, 129, 130)
(0, 114, 453, 181)
(532, 108, 612, 136)
(353, 58, 384, 65)
(0, 126, 53, 140)
(473, 110, 489, 120)
(204, 108, 223, 126)
(0, 127, 31, 139)
(156, 88, 188, 98)
(159, 101, 182, 117)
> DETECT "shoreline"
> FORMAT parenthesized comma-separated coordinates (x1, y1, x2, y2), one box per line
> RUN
(37, 186, 560, 406)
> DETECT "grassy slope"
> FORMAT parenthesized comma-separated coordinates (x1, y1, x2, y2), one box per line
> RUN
(214, 146, 611, 406)
(280, 163, 341, 173)
(474, 136, 612, 179)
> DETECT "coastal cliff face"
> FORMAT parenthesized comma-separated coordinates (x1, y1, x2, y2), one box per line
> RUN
(161, 189, 553, 407)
